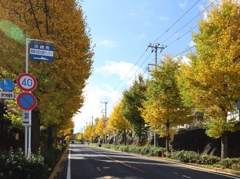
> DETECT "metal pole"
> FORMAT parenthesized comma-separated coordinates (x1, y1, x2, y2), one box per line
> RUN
(91, 115, 93, 143)
(101, 101, 107, 144)
(153, 45, 157, 148)
(147, 43, 166, 147)
(105, 102, 107, 144)
(25, 38, 29, 156)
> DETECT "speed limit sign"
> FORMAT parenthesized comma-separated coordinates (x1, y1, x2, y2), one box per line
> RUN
(17, 73, 37, 91)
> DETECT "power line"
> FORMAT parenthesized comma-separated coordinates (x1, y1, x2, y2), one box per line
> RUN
(166, 25, 198, 47)
(154, 0, 200, 43)
(108, 49, 148, 98)
(100, 0, 218, 116)
(160, 0, 218, 45)
(104, 51, 153, 111)
(28, 0, 42, 37)
(102, 1, 203, 107)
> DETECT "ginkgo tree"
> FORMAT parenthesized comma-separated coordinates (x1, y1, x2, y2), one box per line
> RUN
(177, 0, 240, 159)
(83, 124, 94, 142)
(95, 115, 106, 143)
(0, 0, 94, 151)
(141, 56, 194, 151)
(108, 101, 130, 145)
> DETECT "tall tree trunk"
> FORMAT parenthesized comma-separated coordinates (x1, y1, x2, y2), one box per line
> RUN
(47, 125, 54, 149)
(166, 121, 170, 152)
(31, 110, 40, 153)
(221, 130, 228, 159)
(124, 130, 126, 146)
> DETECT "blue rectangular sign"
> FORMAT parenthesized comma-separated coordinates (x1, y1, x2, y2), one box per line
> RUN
(30, 43, 54, 62)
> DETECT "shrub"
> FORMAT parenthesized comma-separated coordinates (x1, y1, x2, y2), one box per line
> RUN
(220, 158, 240, 169)
(196, 154, 221, 165)
(173, 150, 200, 163)
(140, 146, 149, 155)
(0, 150, 48, 179)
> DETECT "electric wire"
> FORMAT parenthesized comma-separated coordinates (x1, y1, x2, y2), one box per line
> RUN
(107, 53, 153, 110)
(160, 0, 217, 45)
(98, 0, 218, 117)
(101, 0, 202, 106)
(166, 25, 198, 47)
(107, 49, 148, 99)
(29, 0, 42, 37)
(154, 0, 200, 43)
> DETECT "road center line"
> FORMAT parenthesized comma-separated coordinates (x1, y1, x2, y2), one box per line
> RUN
(85, 147, 161, 179)
(182, 175, 191, 178)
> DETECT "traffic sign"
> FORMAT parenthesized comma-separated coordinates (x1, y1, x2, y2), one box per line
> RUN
(30, 43, 54, 62)
(22, 110, 31, 126)
(17, 73, 37, 91)
(17, 92, 37, 110)
(0, 92, 15, 99)
(0, 78, 14, 92)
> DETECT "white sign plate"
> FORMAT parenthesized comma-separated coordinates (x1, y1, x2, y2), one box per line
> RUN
(0, 92, 15, 99)
(22, 110, 31, 126)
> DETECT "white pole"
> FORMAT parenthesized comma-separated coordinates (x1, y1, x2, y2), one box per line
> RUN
(26, 38, 29, 73)
(28, 126, 31, 158)
(24, 38, 29, 156)
(25, 127, 27, 155)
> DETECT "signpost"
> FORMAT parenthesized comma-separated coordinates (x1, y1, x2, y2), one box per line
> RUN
(30, 43, 54, 62)
(22, 38, 54, 157)
(0, 78, 15, 92)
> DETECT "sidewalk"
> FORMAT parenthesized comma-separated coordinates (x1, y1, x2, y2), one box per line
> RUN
(48, 147, 69, 179)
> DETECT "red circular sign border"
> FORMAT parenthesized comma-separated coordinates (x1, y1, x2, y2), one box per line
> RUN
(17, 73, 37, 91)
(17, 92, 37, 110)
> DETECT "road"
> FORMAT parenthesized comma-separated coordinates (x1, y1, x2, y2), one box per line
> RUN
(59, 144, 240, 179)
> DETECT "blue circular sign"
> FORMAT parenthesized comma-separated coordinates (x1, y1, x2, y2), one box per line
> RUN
(17, 92, 37, 110)
(0, 78, 15, 92)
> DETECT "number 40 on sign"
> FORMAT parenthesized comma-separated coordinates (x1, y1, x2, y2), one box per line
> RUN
(17, 73, 37, 91)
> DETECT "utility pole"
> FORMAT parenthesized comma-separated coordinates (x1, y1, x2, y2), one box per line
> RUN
(148, 43, 166, 147)
(90, 115, 94, 143)
(101, 101, 108, 144)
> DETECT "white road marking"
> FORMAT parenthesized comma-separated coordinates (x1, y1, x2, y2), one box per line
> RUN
(182, 175, 191, 178)
(67, 144, 71, 179)
(172, 172, 179, 175)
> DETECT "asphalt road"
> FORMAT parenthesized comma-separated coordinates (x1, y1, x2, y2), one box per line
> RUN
(61, 144, 240, 179)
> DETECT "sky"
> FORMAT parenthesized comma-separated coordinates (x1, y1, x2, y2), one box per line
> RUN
(73, 0, 213, 133)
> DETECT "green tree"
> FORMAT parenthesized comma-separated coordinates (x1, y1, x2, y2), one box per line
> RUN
(121, 75, 148, 145)
(177, 0, 240, 158)
(141, 55, 194, 151)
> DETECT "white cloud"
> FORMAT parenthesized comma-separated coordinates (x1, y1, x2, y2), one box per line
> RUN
(97, 61, 144, 81)
(189, 40, 195, 47)
(159, 16, 169, 21)
(100, 40, 116, 48)
(181, 56, 190, 65)
(137, 33, 145, 40)
(73, 82, 122, 133)
(179, 0, 187, 8)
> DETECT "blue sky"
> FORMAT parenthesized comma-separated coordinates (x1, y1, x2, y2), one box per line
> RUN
(73, 0, 212, 133)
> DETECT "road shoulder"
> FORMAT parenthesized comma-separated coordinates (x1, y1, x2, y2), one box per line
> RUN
(48, 147, 69, 179)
